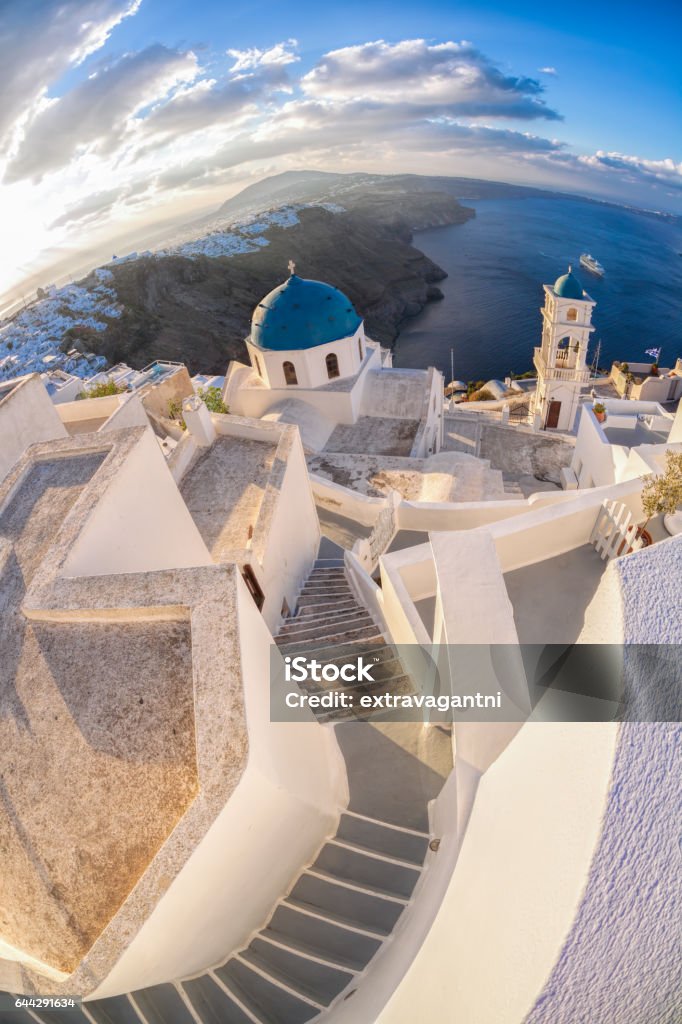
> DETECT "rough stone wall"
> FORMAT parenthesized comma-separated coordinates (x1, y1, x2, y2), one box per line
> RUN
(526, 723, 680, 1024)
(479, 424, 574, 483)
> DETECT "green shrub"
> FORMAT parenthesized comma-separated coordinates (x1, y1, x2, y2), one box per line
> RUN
(79, 379, 128, 399)
(198, 385, 228, 415)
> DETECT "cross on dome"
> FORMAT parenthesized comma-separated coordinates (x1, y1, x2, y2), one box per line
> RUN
(288, 259, 296, 276)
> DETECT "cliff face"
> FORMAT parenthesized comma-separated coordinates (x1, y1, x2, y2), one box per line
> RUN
(87, 190, 473, 374)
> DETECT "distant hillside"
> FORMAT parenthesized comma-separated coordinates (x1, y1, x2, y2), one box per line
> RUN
(87, 184, 473, 372)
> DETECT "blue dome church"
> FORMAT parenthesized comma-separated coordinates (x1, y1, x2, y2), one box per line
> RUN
(246, 262, 367, 389)
(226, 261, 445, 457)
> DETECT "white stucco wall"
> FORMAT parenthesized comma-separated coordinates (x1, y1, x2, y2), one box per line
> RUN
(61, 430, 213, 577)
(0, 374, 67, 484)
(256, 426, 321, 628)
(525, 724, 680, 1024)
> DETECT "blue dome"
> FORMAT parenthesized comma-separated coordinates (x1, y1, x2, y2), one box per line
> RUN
(553, 267, 584, 300)
(250, 274, 362, 351)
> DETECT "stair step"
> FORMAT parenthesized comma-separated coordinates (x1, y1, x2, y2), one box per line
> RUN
(282, 897, 390, 940)
(276, 624, 381, 655)
(314, 675, 416, 723)
(278, 609, 370, 639)
(131, 984, 198, 1024)
(314, 559, 345, 568)
(313, 842, 420, 900)
(243, 938, 354, 1006)
(327, 837, 423, 871)
(288, 874, 405, 933)
(282, 636, 387, 661)
(297, 592, 354, 606)
(266, 905, 381, 972)
(304, 579, 348, 590)
(215, 959, 318, 1024)
(298, 586, 353, 600)
(181, 974, 257, 1024)
(278, 617, 373, 645)
(87, 995, 150, 1024)
(335, 814, 430, 865)
(293, 599, 359, 620)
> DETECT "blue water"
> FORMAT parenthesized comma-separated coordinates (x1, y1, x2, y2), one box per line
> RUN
(393, 197, 682, 383)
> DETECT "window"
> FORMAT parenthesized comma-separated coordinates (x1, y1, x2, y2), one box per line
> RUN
(358, 337, 364, 361)
(326, 352, 340, 379)
(254, 355, 263, 377)
(283, 361, 298, 385)
(567, 307, 578, 321)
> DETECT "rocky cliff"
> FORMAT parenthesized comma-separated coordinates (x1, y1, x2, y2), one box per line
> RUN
(86, 187, 473, 373)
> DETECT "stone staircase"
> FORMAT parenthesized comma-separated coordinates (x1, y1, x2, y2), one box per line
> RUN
(275, 559, 414, 718)
(36, 560, 439, 1024)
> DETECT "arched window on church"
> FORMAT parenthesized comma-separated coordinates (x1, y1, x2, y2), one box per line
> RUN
(358, 337, 364, 361)
(254, 355, 263, 377)
(283, 361, 298, 385)
(567, 307, 578, 321)
(326, 353, 340, 379)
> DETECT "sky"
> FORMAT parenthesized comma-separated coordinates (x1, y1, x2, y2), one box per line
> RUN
(1, 0, 680, 304)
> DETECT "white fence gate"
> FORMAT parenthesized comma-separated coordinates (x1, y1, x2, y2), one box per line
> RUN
(590, 500, 646, 561)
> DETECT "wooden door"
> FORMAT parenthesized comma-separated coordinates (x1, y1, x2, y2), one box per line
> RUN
(545, 400, 561, 429)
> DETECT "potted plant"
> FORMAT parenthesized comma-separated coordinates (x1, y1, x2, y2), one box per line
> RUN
(650, 362, 659, 377)
(593, 402, 607, 423)
(640, 450, 682, 537)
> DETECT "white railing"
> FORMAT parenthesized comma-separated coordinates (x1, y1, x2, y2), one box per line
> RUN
(534, 348, 591, 383)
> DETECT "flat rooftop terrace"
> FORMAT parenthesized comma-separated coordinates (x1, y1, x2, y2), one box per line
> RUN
(0, 453, 196, 973)
(504, 545, 606, 645)
(323, 416, 419, 457)
(602, 422, 670, 447)
(180, 435, 277, 559)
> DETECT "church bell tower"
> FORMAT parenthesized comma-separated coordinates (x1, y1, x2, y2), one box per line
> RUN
(532, 266, 595, 431)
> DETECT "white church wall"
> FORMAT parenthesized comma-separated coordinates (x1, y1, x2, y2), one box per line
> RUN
(249, 326, 364, 391)
(90, 574, 347, 998)
(0, 374, 68, 484)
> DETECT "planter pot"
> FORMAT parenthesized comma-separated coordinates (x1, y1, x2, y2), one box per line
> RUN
(616, 525, 652, 557)
(594, 410, 606, 423)
(664, 510, 682, 536)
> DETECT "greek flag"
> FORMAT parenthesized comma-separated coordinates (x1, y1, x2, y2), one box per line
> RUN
(645, 347, 661, 360)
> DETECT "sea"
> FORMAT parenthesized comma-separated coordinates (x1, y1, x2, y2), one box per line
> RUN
(393, 196, 682, 384)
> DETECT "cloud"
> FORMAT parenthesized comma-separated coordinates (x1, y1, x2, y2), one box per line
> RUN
(139, 61, 292, 141)
(538, 66, 557, 75)
(0, 0, 141, 147)
(301, 39, 562, 121)
(227, 39, 299, 73)
(48, 188, 127, 229)
(576, 151, 682, 193)
(5, 44, 199, 183)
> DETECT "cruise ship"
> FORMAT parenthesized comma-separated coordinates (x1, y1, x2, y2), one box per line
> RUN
(580, 252, 605, 276)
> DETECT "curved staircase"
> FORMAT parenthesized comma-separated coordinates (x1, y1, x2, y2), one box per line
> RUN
(10, 561, 445, 1024)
